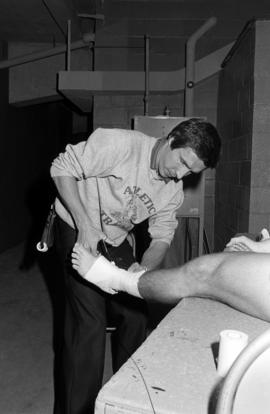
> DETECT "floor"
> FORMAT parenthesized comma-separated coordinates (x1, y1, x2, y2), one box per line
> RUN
(0, 243, 114, 414)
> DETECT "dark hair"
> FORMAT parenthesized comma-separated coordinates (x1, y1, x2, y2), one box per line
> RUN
(167, 118, 221, 168)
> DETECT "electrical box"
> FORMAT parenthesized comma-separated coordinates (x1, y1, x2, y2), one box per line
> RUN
(133, 115, 205, 261)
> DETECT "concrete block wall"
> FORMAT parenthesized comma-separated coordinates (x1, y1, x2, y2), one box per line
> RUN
(93, 93, 184, 130)
(8, 41, 92, 106)
(194, 75, 219, 251)
(215, 20, 270, 251)
(249, 20, 270, 232)
(215, 23, 255, 250)
(250, 20, 270, 233)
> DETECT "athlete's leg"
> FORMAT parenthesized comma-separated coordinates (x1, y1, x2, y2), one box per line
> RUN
(139, 251, 270, 322)
(72, 244, 270, 322)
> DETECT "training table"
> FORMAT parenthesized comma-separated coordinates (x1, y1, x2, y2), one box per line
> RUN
(95, 298, 270, 414)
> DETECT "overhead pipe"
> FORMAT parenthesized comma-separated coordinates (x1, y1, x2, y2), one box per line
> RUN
(0, 32, 94, 70)
(78, 13, 105, 21)
(184, 17, 217, 116)
(143, 34, 150, 116)
(66, 20, 71, 71)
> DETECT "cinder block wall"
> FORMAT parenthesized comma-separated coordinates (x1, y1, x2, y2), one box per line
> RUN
(250, 21, 270, 233)
(215, 20, 270, 251)
(215, 23, 255, 250)
(194, 75, 219, 251)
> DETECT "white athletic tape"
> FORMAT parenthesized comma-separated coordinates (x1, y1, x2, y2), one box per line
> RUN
(85, 255, 144, 297)
(125, 270, 145, 298)
(85, 255, 122, 294)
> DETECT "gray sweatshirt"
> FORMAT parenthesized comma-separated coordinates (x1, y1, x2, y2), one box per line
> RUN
(50, 127, 184, 247)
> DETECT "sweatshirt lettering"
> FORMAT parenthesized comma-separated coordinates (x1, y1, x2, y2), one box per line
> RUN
(124, 185, 156, 214)
(101, 211, 113, 225)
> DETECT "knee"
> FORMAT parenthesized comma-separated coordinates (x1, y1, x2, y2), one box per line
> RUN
(184, 253, 224, 293)
(186, 255, 213, 281)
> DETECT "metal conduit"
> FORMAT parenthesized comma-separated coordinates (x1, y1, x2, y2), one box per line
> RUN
(144, 34, 150, 116)
(184, 17, 217, 116)
(66, 20, 71, 71)
(0, 32, 95, 70)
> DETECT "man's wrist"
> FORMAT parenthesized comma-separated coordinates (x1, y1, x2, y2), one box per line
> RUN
(141, 265, 148, 272)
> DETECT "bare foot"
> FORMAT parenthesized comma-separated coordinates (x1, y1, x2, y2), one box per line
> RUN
(71, 243, 144, 298)
(71, 243, 97, 276)
(71, 243, 118, 294)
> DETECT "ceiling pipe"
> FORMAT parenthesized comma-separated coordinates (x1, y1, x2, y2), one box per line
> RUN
(184, 17, 217, 116)
(66, 20, 71, 71)
(78, 13, 105, 20)
(0, 32, 94, 70)
(143, 34, 150, 116)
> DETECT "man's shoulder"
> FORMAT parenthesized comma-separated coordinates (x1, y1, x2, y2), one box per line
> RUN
(90, 127, 156, 148)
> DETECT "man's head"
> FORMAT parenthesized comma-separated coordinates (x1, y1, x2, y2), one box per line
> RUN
(156, 118, 221, 181)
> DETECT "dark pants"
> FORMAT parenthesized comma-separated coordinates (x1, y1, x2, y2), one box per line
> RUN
(54, 217, 148, 414)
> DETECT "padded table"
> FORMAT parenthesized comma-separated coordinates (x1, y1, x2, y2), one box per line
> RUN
(95, 298, 270, 414)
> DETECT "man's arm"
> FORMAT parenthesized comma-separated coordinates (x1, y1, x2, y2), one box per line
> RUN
(143, 198, 182, 270)
(52, 176, 104, 254)
(140, 240, 169, 270)
(50, 130, 122, 254)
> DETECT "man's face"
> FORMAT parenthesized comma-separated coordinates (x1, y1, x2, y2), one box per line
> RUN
(156, 139, 206, 181)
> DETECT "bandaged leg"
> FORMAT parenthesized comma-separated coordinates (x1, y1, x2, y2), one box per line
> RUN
(71, 243, 144, 297)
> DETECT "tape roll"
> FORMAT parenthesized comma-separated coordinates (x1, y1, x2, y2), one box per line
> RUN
(217, 329, 249, 377)
(36, 241, 48, 252)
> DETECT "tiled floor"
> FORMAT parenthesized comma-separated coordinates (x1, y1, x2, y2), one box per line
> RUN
(0, 244, 113, 414)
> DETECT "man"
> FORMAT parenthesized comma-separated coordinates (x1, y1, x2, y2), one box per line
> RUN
(50, 118, 221, 413)
(71, 233, 270, 324)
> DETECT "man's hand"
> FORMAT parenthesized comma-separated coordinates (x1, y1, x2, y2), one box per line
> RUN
(260, 228, 270, 241)
(128, 262, 148, 273)
(225, 236, 257, 252)
(225, 228, 270, 253)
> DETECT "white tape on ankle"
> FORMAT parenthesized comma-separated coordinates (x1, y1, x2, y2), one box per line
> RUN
(85, 255, 145, 298)
(84, 255, 119, 294)
(124, 270, 145, 298)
